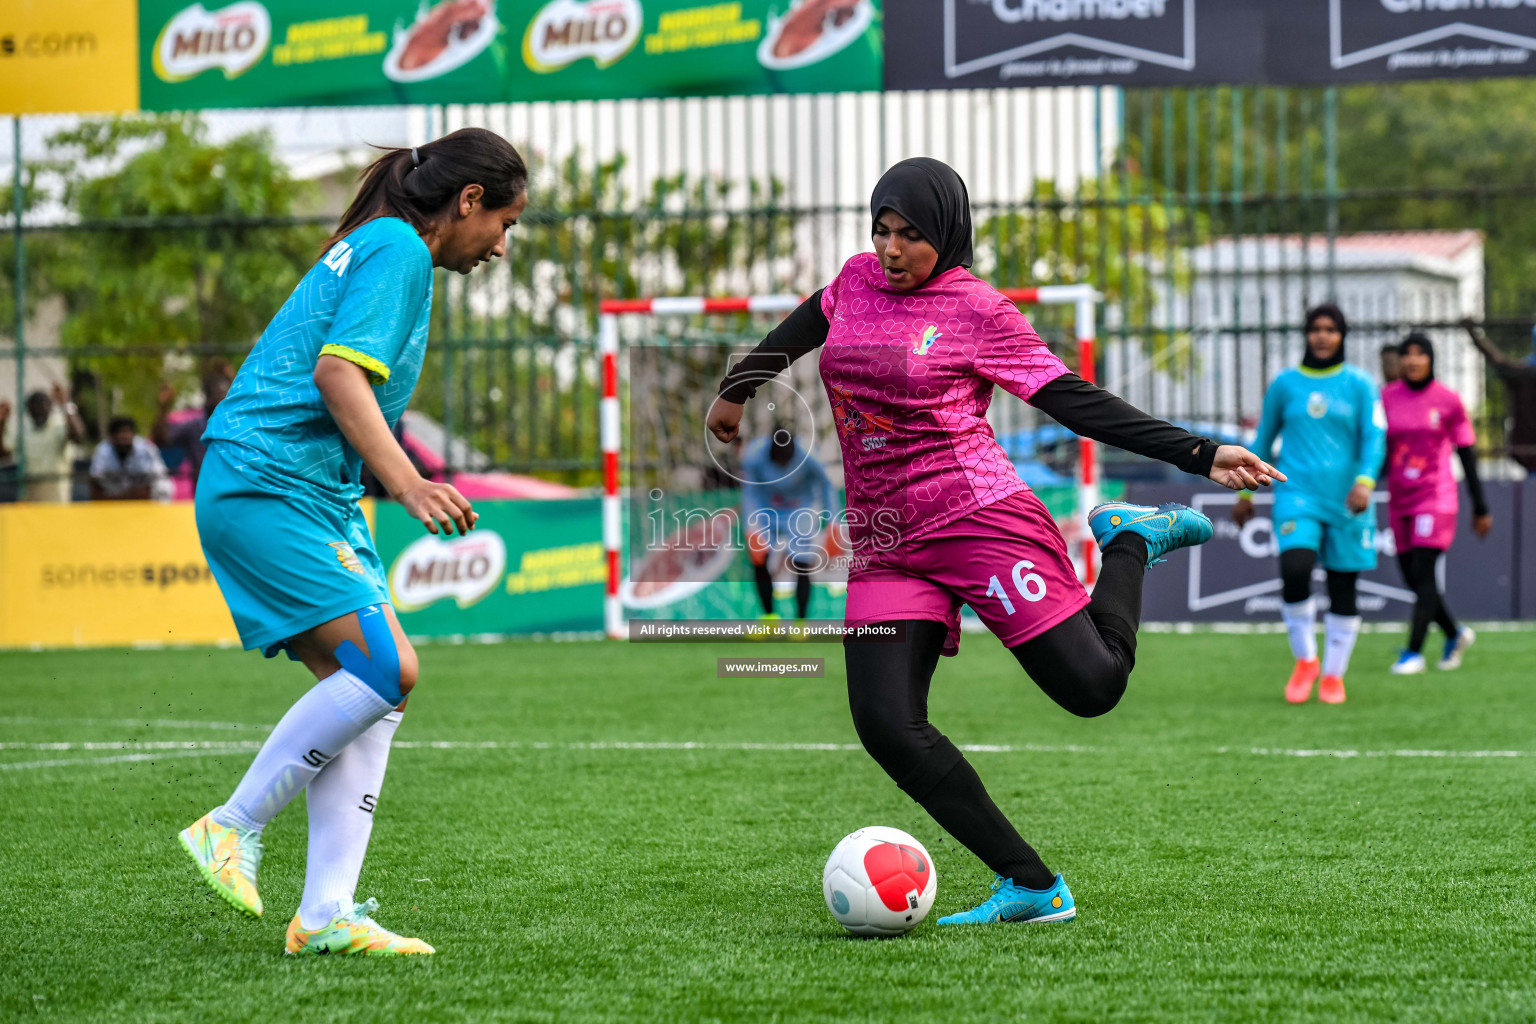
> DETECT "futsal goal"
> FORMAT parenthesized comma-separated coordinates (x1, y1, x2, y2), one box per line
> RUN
(597, 286, 1101, 639)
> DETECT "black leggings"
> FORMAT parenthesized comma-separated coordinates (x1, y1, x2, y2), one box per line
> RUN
(1398, 547, 1456, 653)
(754, 555, 814, 619)
(1279, 548, 1358, 616)
(843, 533, 1148, 891)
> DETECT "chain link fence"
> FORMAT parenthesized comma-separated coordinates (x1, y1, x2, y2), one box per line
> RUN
(3, 84, 1535, 502)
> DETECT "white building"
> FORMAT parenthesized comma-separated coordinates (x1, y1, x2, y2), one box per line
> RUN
(1105, 230, 1487, 429)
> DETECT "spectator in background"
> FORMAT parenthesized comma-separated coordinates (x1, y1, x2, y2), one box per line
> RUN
(70, 368, 105, 446)
(0, 383, 88, 502)
(1379, 342, 1401, 385)
(152, 364, 233, 492)
(90, 415, 172, 501)
(1462, 318, 1536, 472)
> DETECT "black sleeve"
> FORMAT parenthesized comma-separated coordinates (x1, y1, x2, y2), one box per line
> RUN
(1027, 372, 1219, 479)
(1456, 445, 1489, 517)
(716, 290, 830, 404)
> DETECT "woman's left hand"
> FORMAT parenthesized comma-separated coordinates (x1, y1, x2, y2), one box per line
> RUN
(1474, 513, 1493, 538)
(1208, 445, 1287, 491)
(707, 398, 745, 444)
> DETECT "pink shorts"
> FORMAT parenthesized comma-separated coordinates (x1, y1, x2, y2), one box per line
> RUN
(1391, 510, 1457, 553)
(844, 489, 1090, 657)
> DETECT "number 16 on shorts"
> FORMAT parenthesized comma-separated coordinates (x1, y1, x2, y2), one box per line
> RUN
(985, 560, 1048, 614)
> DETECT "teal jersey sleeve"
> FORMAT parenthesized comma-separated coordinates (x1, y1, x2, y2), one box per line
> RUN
(1253, 376, 1285, 465)
(808, 455, 836, 514)
(202, 217, 433, 504)
(320, 221, 434, 385)
(1354, 372, 1386, 484)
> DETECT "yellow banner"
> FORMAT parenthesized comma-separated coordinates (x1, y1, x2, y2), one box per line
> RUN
(0, 0, 140, 115)
(0, 499, 376, 649)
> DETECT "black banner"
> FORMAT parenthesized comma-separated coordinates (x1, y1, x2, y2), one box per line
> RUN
(884, 0, 1536, 89)
(1131, 481, 1527, 623)
(1289, 0, 1536, 85)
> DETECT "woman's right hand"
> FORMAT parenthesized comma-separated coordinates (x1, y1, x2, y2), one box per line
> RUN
(707, 397, 745, 444)
(398, 478, 477, 536)
(1232, 495, 1256, 527)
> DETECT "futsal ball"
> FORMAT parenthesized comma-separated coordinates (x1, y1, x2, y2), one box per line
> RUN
(822, 826, 937, 937)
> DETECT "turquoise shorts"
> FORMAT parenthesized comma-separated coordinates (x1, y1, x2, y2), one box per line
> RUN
(196, 443, 389, 657)
(1273, 491, 1377, 573)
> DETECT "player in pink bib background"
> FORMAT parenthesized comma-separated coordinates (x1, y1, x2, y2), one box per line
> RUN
(708, 157, 1284, 927)
(1383, 333, 1491, 675)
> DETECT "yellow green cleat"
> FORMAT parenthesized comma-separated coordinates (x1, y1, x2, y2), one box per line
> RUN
(177, 812, 264, 918)
(285, 898, 435, 956)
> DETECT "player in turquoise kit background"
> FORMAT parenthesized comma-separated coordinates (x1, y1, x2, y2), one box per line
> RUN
(739, 426, 839, 621)
(1235, 304, 1385, 705)
(176, 128, 529, 957)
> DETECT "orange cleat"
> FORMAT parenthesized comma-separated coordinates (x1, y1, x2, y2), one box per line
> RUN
(1318, 674, 1346, 704)
(1285, 658, 1320, 704)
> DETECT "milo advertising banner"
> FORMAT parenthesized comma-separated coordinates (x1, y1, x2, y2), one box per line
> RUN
(376, 497, 607, 637)
(620, 482, 1120, 624)
(136, 0, 882, 110)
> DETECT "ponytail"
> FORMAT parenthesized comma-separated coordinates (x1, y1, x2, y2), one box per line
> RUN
(322, 127, 528, 254)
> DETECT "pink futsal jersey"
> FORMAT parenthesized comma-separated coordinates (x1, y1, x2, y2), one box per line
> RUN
(1382, 379, 1475, 517)
(817, 253, 1069, 557)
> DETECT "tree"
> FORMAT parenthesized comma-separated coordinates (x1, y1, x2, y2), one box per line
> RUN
(973, 174, 1208, 362)
(26, 114, 320, 425)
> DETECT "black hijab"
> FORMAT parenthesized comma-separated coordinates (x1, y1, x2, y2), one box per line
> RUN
(1399, 333, 1435, 391)
(1302, 303, 1348, 371)
(869, 158, 974, 285)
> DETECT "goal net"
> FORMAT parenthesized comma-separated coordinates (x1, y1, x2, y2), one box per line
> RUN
(598, 287, 1100, 638)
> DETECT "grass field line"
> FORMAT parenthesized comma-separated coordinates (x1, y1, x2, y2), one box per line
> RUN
(8, 738, 1536, 771)
(1225, 746, 1536, 758)
(0, 741, 266, 751)
(0, 750, 238, 772)
(0, 716, 271, 732)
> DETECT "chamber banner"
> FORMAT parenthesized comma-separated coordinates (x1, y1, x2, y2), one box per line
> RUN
(884, 0, 1536, 90)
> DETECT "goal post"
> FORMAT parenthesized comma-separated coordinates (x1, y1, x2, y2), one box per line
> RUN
(597, 285, 1101, 639)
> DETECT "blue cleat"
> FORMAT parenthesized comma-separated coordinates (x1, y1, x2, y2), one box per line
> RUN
(1438, 626, 1476, 671)
(937, 874, 1076, 926)
(1089, 501, 1214, 568)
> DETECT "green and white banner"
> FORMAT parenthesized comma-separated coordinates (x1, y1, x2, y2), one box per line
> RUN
(137, 0, 883, 110)
(376, 497, 606, 637)
(373, 483, 1120, 638)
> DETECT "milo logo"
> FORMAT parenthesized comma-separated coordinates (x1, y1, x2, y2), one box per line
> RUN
(523, 0, 641, 72)
(388, 530, 507, 612)
(153, 2, 271, 82)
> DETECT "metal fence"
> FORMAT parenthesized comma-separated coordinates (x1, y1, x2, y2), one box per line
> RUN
(3, 84, 1534, 498)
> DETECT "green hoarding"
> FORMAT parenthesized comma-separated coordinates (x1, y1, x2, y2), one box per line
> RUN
(376, 497, 606, 637)
(373, 483, 1118, 637)
(138, 0, 883, 111)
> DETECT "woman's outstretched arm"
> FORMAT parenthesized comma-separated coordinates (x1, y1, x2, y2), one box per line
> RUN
(1028, 372, 1284, 491)
(709, 290, 829, 442)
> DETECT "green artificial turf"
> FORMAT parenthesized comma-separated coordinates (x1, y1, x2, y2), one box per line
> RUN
(3, 629, 1536, 1023)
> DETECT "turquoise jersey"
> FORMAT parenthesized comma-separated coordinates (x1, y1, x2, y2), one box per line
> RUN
(740, 437, 836, 523)
(204, 217, 433, 506)
(1253, 364, 1385, 523)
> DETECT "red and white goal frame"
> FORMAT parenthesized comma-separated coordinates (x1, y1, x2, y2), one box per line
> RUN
(597, 285, 1101, 639)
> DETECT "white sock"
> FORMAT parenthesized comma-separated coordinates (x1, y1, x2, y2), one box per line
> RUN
(211, 669, 394, 833)
(1281, 597, 1318, 662)
(298, 710, 403, 930)
(1323, 613, 1363, 679)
